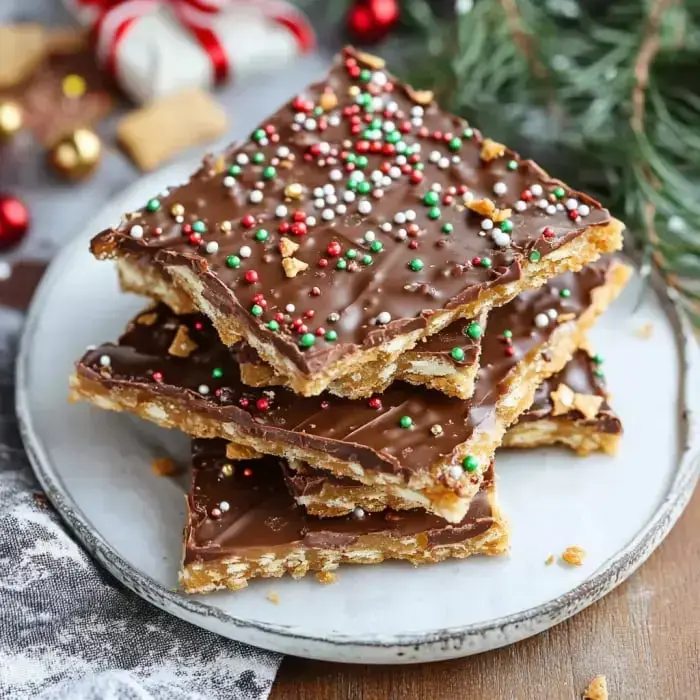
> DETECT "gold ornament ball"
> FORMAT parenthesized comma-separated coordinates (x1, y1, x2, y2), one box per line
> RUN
(48, 128, 102, 181)
(0, 101, 23, 139)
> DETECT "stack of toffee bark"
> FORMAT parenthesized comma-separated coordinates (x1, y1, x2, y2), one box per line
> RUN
(71, 48, 630, 593)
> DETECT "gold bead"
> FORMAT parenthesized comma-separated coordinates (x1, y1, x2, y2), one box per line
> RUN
(220, 463, 233, 477)
(48, 128, 102, 181)
(62, 74, 87, 99)
(284, 183, 303, 199)
(170, 203, 185, 217)
(0, 101, 23, 139)
(219, 220, 233, 233)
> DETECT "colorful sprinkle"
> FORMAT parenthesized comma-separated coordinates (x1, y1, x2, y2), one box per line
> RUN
(409, 258, 424, 272)
(462, 455, 478, 472)
(226, 255, 241, 269)
(465, 322, 482, 339)
(450, 347, 465, 362)
(399, 415, 413, 429)
(299, 333, 316, 348)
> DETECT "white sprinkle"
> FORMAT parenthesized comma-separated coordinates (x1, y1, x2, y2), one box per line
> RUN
(358, 201, 372, 215)
(565, 198, 578, 210)
(429, 150, 441, 163)
(314, 198, 325, 209)
(329, 169, 343, 181)
(492, 231, 511, 247)
(236, 153, 249, 165)
(239, 246, 252, 258)
(451, 155, 461, 164)
(350, 171, 364, 182)
(386, 100, 399, 113)
(395, 229, 408, 241)
(129, 224, 144, 239)
(205, 241, 219, 254)
(325, 194, 338, 205)
(327, 312, 339, 322)
(286, 304, 295, 313)
(411, 105, 424, 117)
(394, 212, 406, 224)
(546, 204, 557, 215)
(323, 184, 335, 196)
(258, 137, 269, 147)
(578, 204, 591, 217)
(477, 230, 486, 237)
(381, 176, 393, 188)
(322, 209, 335, 221)
(352, 507, 366, 520)
(364, 231, 376, 242)
(382, 120, 396, 133)
(411, 117, 423, 127)
(319, 142, 331, 155)
(294, 112, 306, 124)
(223, 176, 235, 188)
(396, 155, 407, 166)
(219, 500, 230, 513)
(493, 181, 508, 196)
(438, 157, 450, 169)
(556, 203, 564, 211)
(448, 465, 463, 481)
(291, 124, 300, 132)
(86, 344, 96, 352)
(275, 205, 287, 218)
(380, 222, 392, 232)
(99, 355, 111, 367)
(547, 308, 559, 320)
(530, 184, 543, 196)
(372, 71, 388, 86)
(405, 209, 417, 222)
(481, 219, 494, 231)
(534, 313, 549, 329)
(431, 183, 442, 192)
(514, 200, 527, 212)
(370, 170, 383, 183)
(389, 166, 402, 179)
(373, 189, 384, 199)
(328, 115, 341, 127)
(313, 187, 324, 198)
(249, 190, 263, 204)
(335, 204, 347, 215)
(306, 216, 317, 226)
(537, 199, 549, 209)
(277, 146, 290, 158)
(198, 384, 210, 395)
(376, 311, 392, 324)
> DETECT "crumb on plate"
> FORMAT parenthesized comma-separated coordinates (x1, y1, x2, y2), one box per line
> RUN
(562, 545, 586, 567)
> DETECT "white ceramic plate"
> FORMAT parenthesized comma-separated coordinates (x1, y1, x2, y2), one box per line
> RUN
(16, 165, 700, 664)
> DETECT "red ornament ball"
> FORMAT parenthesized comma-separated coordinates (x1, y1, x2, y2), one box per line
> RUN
(0, 194, 29, 250)
(346, 0, 399, 44)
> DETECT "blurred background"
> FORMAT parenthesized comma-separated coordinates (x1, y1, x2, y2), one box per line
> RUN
(1, 0, 697, 319)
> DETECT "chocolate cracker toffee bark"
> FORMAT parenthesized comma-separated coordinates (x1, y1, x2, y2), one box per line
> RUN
(181, 440, 507, 594)
(91, 47, 624, 398)
(502, 348, 621, 455)
(70, 259, 630, 523)
(285, 351, 622, 517)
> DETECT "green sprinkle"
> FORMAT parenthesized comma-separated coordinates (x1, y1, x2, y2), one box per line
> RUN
(449, 137, 462, 151)
(399, 415, 413, 429)
(255, 228, 269, 242)
(357, 181, 371, 195)
(592, 354, 604, 364)
(299, 333, 316, 349)
(413, 162, 424, 171)
(428, 207, 441, 220)
(325, 330, 338, 342)
(228, 164, 242, 177)
(385, 131, 401, 144)
(370, 241, 383, 253)
(553, 186, 566, 199)
(263, 166, 276, 180)
(462, 455, 478, 472)
(192, 220, 207, 234)
(507, 160, 518, 171)
(529, 250, 542, 263)
(345, 248, 358, 260)
(251, 304, 263, 317)
(252, 152, 265, 165)
(346, 179, 358, 192)
(463, 127, 474, 139)
(503, 329, 513, 339)
(146, 198, 160, 212)
(346, 153, 357, 163)
(252, 128, 265, 141)
(313, 106, 323, 117)
(593, 368, 605, 378)
(357, 155, 368, 168)
(226, 255, 241, 269)
(336, 259, 348, 270)
(560, 288, 572, 298)
(361, 254, 373, 265)
(451, 347, 466, 362)
(409, 258, 424, 272)
(360, 68, 371, 82)
(480, 257, 492, 269)
(442, 223, 454, 234)
(500, 220, 513, 233)
(423, 191, 439, 206)
(465, 322, 482, 340)
(212, 367, 223, 379)
(371, 117, 382, 129)
(267, 320, 280, 331)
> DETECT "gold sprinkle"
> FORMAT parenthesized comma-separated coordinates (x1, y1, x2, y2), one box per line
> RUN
(170, 203, 184, 217)
(319, 91, 338, 111)
(220, 463, 233, 477)
(550, 383, 576, 416)
(219, 220, 233, 233)
(168, 325, 198, 358)
(62, 73, 86, 98)
(467, 198, 496, 217)
(583, 675, 608, 700)
(430, 424, 444, 437)
(405, 85, 434, 105)
(356, 51, 385, 69)
(213, 154, 226, 174)
(561, 545, 586, 567)
(284, 183, 303, 199)
(573, 393, 604, 420)
(282, 257, 309, 278)
(480, 138, 506, 162)
(279, 237, 299, 258)
(136, 312, 158, 326)
(279, 159, 294, 170)
(348, 85, 360, 97)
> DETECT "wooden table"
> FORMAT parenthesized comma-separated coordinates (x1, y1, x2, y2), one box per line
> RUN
(271, 487, 700, 699)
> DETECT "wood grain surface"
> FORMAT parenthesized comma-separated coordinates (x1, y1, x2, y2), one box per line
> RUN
(271, 487, 700, 700)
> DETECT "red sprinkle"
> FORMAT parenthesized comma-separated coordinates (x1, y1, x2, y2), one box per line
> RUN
(264, 124, 276, 135)
(542, 226, 556, 239)
(292, 210, 307, 222)
(432, 130, 443, 140)
(274, 312, 285, 323)
(244, 270, 259, 284)
(568, 210, 580, 221)
(400, 121, 412, 133)
(442, 195, 454, 205)
(521, 189, 533, 202)
(152, 371, 163, 382)
(320, 400, 330, 409)
(188, 233, 202, 245)
(315, 327, 326, 336)
(410, 171, 424, 184)
(256, 398, 270, 411)
(418, 126, 429, 138)
(407, 224, 420, 236)
(472, 256, 482, 266)
(327, 241, 342, 257)
(298, 324, 308, 334)
(243, 468, 253, 477)
(505, 346, 515, 357)
(241, 214, 256, 228)
(368, 397, 382, 410)
(304, 309, 315, 319)
(408, 240, 419, 249)
(290, 222, 307, 237)
(194, 321, 203, 330)
(318, 258, 329, 267)
(457, 185, 469, 194)
(279, 222, 291, 234)
(311, 286, 321, 296)
(151, 227, 162, 237)
(239, 398, 249, 408)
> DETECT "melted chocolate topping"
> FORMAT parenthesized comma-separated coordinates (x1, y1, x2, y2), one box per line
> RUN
(77, 262, 614, 479)
(185, 439, 495, 562)
(91, 47, 611, 376)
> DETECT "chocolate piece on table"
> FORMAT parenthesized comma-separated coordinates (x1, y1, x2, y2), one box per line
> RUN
(182, 439, 506, 594)
(91, 46, 624, 397)
(503, 348, 622, 455)
(70, 258, 631, 523)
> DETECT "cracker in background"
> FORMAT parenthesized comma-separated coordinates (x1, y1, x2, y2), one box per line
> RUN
(0, 24, 47, 89)
(117, 89, 228, 171)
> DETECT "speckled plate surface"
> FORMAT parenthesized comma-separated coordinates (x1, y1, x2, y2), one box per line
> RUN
(16, 162, 700, 663)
